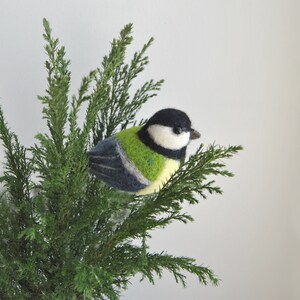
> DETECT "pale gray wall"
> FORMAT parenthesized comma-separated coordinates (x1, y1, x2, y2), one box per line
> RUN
(0, 1, 299, 299)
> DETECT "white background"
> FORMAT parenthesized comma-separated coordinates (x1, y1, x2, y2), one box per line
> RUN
(0, 1, 299, 299)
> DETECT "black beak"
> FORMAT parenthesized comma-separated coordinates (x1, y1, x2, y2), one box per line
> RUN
(190, 128, 201, 140)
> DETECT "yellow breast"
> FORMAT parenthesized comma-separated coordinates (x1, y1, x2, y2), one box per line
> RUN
(136, 159, 180, 195)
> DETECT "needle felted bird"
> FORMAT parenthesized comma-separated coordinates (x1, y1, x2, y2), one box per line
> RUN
(88, 108, 200, 195)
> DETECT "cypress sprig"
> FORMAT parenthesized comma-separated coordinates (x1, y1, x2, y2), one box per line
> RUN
(101, 144, 243, 247)
(0, 19, 242, 299)
(141, 253, 220, 287)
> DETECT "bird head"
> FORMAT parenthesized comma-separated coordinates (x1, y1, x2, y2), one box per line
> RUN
(138, 108, 200, 159)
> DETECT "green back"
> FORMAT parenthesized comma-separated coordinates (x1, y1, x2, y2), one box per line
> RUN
(115, 126, 165, 181)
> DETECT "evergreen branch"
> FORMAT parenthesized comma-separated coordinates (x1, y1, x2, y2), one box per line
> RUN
(158, 144, 243, 201)
(69, 70, 97, 145)
(74, 263, 120, 300)
(141, 253, 220, 287)
(105, 144, 243, 247)
(82, 24, 134, 144)
(0, 108, 43, 295)
(38, 18, 71, 153)
(0, 106, 31, 204)
(99, 244, 219, 288)
(92, 35, 164, 142)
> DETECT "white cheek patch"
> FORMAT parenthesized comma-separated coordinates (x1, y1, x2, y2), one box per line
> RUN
(147, 124, 190, 150)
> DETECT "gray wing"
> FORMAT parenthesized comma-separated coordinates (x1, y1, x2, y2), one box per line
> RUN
(88, 137, 150, 192)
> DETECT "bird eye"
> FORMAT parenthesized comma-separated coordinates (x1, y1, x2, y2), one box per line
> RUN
(173, 127, 182, 134)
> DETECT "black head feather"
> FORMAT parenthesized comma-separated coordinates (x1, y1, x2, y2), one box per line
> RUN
(138, 108, 193, 160)
(144, 108, 192, 131)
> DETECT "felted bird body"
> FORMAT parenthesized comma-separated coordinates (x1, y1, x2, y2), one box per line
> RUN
(88, 109, 200, 195)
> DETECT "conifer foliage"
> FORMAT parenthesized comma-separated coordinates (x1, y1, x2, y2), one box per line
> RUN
(0, 19, 242, 299)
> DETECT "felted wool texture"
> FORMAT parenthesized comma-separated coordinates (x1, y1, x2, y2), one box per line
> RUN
(115, 126, 165, 181)
(137, 158, 180, 195)
(88, 137, 149, 192)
